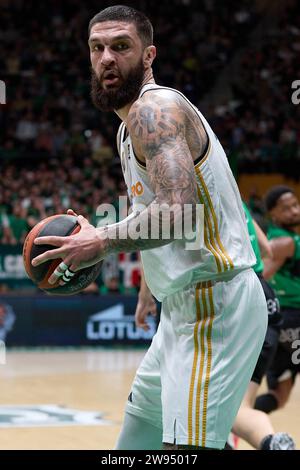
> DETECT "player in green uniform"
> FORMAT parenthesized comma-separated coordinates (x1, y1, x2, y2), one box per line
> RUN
(255, 187, 300, 428)
(228, 202, 295, 450)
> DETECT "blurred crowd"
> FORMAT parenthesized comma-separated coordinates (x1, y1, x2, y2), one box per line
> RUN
(0, 0, 256, 160)
(210, 0, 300, 178)
(0, 0, 299, 291)
(0, 156, 126, 244)
(0, 0, 256, 243)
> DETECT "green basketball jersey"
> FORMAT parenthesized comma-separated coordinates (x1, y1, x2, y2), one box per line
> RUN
(243, 202, 264, 274)
(268, 224, 300, 308)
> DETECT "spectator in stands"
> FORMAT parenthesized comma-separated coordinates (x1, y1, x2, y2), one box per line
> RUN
(8, 204, 29, 244)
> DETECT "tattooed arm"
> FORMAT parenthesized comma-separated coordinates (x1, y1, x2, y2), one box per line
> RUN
(99, 91, 199, 253)
(30, 92, 201, 278)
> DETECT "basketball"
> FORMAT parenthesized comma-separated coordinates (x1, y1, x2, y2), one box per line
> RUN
(23, 214, 103, 295)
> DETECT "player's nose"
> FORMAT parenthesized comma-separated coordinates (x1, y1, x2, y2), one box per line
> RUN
(100, 47, 116, 67)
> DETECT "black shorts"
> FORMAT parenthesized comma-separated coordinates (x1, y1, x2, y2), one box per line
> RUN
(266, 307, 300, 390)
(251, 275, 282, 384)
(251, 326, 279, 384)
(256, 274, 282, 328)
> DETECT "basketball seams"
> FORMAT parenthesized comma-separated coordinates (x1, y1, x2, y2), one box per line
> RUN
(23, 214, 102, 295)
(23, 214, 63, 280)
(37, 223, 81, 290)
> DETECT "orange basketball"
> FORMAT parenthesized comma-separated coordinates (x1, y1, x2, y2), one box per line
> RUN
(23, 214, 102, 295)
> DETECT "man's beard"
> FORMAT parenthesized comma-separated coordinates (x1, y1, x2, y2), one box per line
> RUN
(91, 60, 145, 112)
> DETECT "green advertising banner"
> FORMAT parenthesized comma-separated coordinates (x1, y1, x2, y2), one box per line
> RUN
(0, 245, 33, 289)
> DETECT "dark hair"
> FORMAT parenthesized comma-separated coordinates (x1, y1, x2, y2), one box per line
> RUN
(264, 185, 294, 211)
(88, 5, 153, 48)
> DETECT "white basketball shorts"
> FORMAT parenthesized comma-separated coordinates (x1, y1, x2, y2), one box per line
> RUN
(125, 268, 268, 448)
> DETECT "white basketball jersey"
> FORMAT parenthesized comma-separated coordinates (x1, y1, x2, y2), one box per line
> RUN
(117, 84, 255, 301)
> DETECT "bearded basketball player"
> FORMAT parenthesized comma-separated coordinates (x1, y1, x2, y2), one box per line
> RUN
(32, 5, 267, 450)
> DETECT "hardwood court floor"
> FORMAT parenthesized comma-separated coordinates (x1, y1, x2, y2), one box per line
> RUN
(0, 349, 299, 450)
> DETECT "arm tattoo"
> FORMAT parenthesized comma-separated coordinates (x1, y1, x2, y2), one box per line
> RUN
(102, 93, 200, 254)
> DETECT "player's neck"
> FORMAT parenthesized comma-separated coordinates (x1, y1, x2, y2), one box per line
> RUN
(115, 71, 156, 122)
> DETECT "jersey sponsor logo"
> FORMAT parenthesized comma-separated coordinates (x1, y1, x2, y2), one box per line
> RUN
(291, 340, 300, 365)
(86, 304, 156, 341)
(0, 405, 110, 428)
(266, 298, 280, 316)
(131, 181, 144, 197)
(279, 327, 300, 344)
(291, 80, 300, 105)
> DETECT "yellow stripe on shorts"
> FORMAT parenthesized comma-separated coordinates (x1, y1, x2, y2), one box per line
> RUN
(201, 283, 214, 447)
(188, 282, 215, 447)
(188, 282, 202, 445)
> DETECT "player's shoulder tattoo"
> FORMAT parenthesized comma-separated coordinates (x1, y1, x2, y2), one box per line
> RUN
(127, 92, 185, 158)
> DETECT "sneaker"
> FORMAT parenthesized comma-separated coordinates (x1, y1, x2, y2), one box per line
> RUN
(270, 433, 296, 450)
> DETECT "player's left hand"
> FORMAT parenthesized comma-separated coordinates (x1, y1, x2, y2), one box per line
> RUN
(135, 289, 157, 331)
(31, 215, 107, 285)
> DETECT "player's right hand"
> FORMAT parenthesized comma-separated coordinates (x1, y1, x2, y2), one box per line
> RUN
(135, 290, 157, 331)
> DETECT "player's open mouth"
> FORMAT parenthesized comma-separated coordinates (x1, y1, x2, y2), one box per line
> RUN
(103, 73, 120, 86)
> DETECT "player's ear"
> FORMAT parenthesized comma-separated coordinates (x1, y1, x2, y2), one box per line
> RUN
(143, 45, 156, 68)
